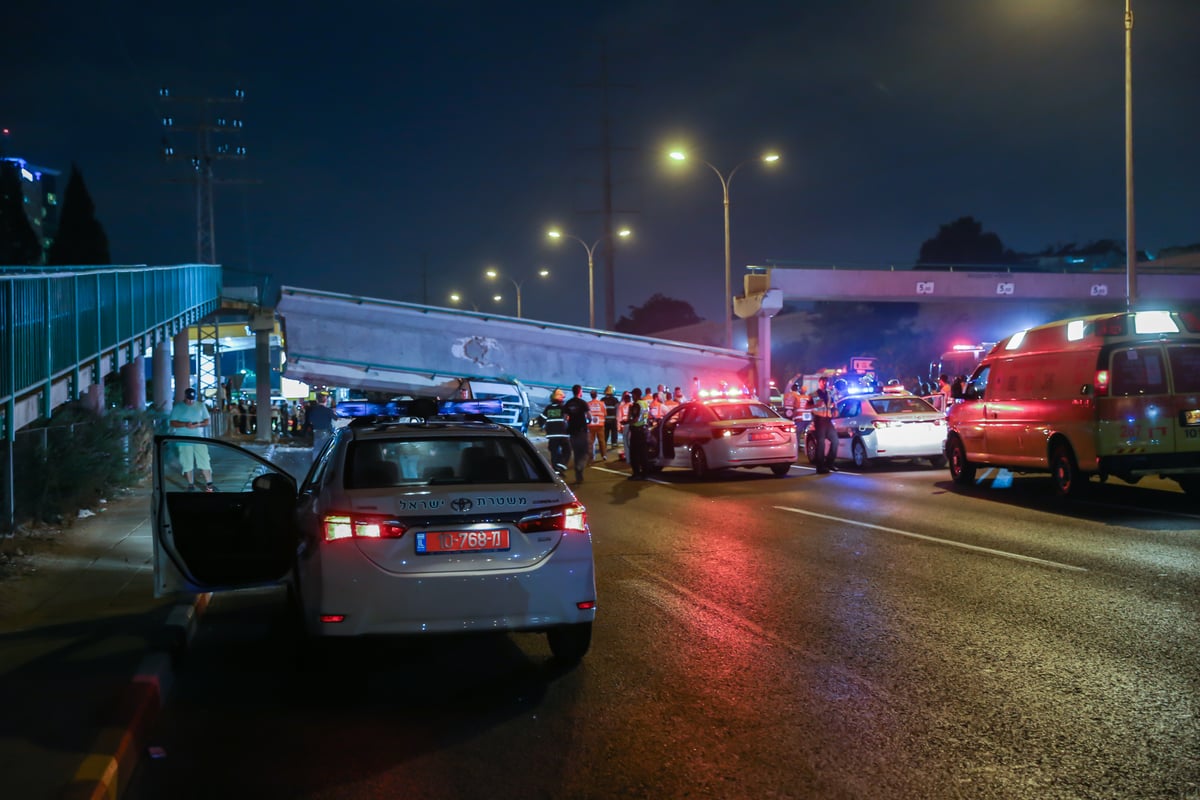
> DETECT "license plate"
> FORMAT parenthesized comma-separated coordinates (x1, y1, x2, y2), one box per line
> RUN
(749, 431, 774, 442)
(416, 529, 510, 554)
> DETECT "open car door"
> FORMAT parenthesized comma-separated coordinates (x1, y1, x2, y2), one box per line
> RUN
(152, 435, 298, 598)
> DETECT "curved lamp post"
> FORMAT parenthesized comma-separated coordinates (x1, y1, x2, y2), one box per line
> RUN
(485, 266, 550, 319)
(547, 227, 631, 329)
(668, 149, 779, 349)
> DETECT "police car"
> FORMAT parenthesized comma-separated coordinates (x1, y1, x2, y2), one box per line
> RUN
(805, 391, 947, 469)
(151, 399, 597, 663)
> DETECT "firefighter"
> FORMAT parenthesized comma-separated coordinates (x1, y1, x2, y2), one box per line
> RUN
(535, 388, 569, 474)
(811, 376, 839, 474)
(601, 385, 620, 451)
(627, 387, 650, 480)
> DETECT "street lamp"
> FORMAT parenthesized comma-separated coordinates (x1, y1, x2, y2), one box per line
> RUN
(485, 266, 550, 319)
(448, 291, 502, 312)
(1124, 0, 1136, 309)
(547, 227, 632, 329)
(668, 149, 780, 349)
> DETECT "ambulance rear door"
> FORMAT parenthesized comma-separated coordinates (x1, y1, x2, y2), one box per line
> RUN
(1096, 344, 1178, 464)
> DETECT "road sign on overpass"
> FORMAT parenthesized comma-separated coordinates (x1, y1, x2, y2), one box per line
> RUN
(276, 287, 755, 397)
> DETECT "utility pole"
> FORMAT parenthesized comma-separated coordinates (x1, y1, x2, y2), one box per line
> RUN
(574, 41, 635, 330)
(159, 86, 254, 265)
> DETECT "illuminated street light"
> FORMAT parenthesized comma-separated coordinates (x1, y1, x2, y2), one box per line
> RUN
(1124, 0, 1137, 308)
(668, 149, 780, 350)
(485, 266, 550, 319)
(547, 227, 632, 329)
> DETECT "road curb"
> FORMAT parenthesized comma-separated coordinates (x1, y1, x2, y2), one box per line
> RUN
(61, 592, 211, 800)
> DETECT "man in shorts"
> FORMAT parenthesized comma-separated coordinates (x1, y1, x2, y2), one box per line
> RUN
(169, 387, 214, 491)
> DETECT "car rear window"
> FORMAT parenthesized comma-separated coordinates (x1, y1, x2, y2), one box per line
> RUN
(344, 436, 552, 488)
(869, 397, 938, 415)
(709, 402, 776, 421)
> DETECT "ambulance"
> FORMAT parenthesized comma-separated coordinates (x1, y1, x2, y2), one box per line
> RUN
(944, 309, 1200, 497)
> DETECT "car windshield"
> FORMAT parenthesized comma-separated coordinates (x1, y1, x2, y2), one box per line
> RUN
(868, 397, 939, 415)
(344, 435, 552, 488)
(709, 402, 776, 421)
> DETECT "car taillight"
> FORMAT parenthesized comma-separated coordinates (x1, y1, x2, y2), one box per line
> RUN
(717, 426, 746, 438)
(1094, 370, 1110, 397)
(322, 513, 407, 542)
(871, 420, 896, 429)
(517, 502, 587, 534)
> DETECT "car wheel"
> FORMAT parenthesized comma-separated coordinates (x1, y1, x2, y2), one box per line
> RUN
(1050, 441, 1083, 496)
(804, 432, 818, 465)
(770, 463, 791, 477)
(928, 454, 947, 469)
(947, 436, 976, 485)
(851, 438, 872, 470)
(691, 446, 710, 479)
(547, 622, 592, 663)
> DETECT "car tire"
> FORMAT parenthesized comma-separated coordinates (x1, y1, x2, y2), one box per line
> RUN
(770, 463, 791, 477)
(1050, 441, 1083, 496)
(928, 454, 947, 468)
(804, 432, 818, 465)
(851, 438, 872, 470)
(947, 436, 976, 485)
(691, 446, 710, 479)
(547, 622, 592, 663)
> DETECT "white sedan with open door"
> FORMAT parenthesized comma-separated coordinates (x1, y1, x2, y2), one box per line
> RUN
(152, 414, 597, 663)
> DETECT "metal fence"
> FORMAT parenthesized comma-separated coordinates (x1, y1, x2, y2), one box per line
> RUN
(1, 263, 222, 532)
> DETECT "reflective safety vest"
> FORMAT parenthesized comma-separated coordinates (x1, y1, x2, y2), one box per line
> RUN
(631, 399, 650, 427)
(587, 399, 606, 426)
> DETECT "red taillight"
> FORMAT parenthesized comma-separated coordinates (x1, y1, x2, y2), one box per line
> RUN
(517, 502, 587, 534)
(717, 426, 746, 438)
(319, 614, 346, 624)
(1094, 370, 1110, 397)
(322, 513, 407, 542)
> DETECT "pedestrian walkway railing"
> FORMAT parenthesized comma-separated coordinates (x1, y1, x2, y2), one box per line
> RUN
(1, 263, 222, 532)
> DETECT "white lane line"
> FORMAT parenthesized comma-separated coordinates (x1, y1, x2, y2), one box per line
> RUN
(773, 505, 1088, 572)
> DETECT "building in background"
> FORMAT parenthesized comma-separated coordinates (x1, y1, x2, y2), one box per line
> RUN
(0, 154, 61, 254)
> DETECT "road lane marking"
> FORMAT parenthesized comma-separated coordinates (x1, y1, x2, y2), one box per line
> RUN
(773, 505, 1088, 572)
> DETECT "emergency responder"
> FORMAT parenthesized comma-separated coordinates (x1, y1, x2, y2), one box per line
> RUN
(563, 384, 591, 483)
(782, 382, 803, 421)
(601, 385, 620, 451)
(626, 387, 650, 479)
(811, 375, 839, 474)
(617, 390, 632, 461)
(587, 389, 608, 462)
(536, 389, 569, 474)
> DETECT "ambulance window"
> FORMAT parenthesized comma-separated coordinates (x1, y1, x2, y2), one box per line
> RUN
(1168, 346, 1200, 393)
(966, 366, 989, 399)
(1110, 348, 1167, 395)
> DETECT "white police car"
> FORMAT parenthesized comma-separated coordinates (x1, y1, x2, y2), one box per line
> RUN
(152, 400, 597, 662)
(805, 392, 947, 469)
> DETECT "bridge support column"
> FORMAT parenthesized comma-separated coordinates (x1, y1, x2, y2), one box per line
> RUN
(82, 383, 105, 417)
(172, 330, 190, 405)
(121, 356, 146, 411)
(249, 310, 276, 443)
(151, 340, 172, 410)
(733, 274, 783, 403)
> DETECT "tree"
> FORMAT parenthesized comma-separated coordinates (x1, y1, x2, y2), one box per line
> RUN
(47, 163, 110, 265)
(0, 160, 42, 265)
(917, 216, 1015, 268)
(614, 293, 703, 336)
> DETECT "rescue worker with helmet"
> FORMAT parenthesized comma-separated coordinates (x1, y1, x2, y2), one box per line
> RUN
(601, 385, 620, 453)
(536, 388, 569, 474)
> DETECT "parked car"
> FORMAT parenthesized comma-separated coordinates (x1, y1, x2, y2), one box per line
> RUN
(805, 392, 947, 469)
(646, 398, 797, 478)
(151, 410, 597, 662)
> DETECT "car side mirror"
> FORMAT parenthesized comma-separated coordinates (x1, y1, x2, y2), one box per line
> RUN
(252, 472, 287, 493)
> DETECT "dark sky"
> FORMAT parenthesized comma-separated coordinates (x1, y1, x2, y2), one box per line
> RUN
(6, 0, 1198, 327)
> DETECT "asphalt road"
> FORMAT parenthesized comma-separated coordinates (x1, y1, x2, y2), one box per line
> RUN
(126, 459, 1200, 800)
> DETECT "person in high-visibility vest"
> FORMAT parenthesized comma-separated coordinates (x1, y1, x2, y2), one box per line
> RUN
(811, 376, 839, 474)
(535, 389, 569, 474)
(587, 389, 608, 462)
(627, 387, 650, 480)
(616, 390, 632, 461)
